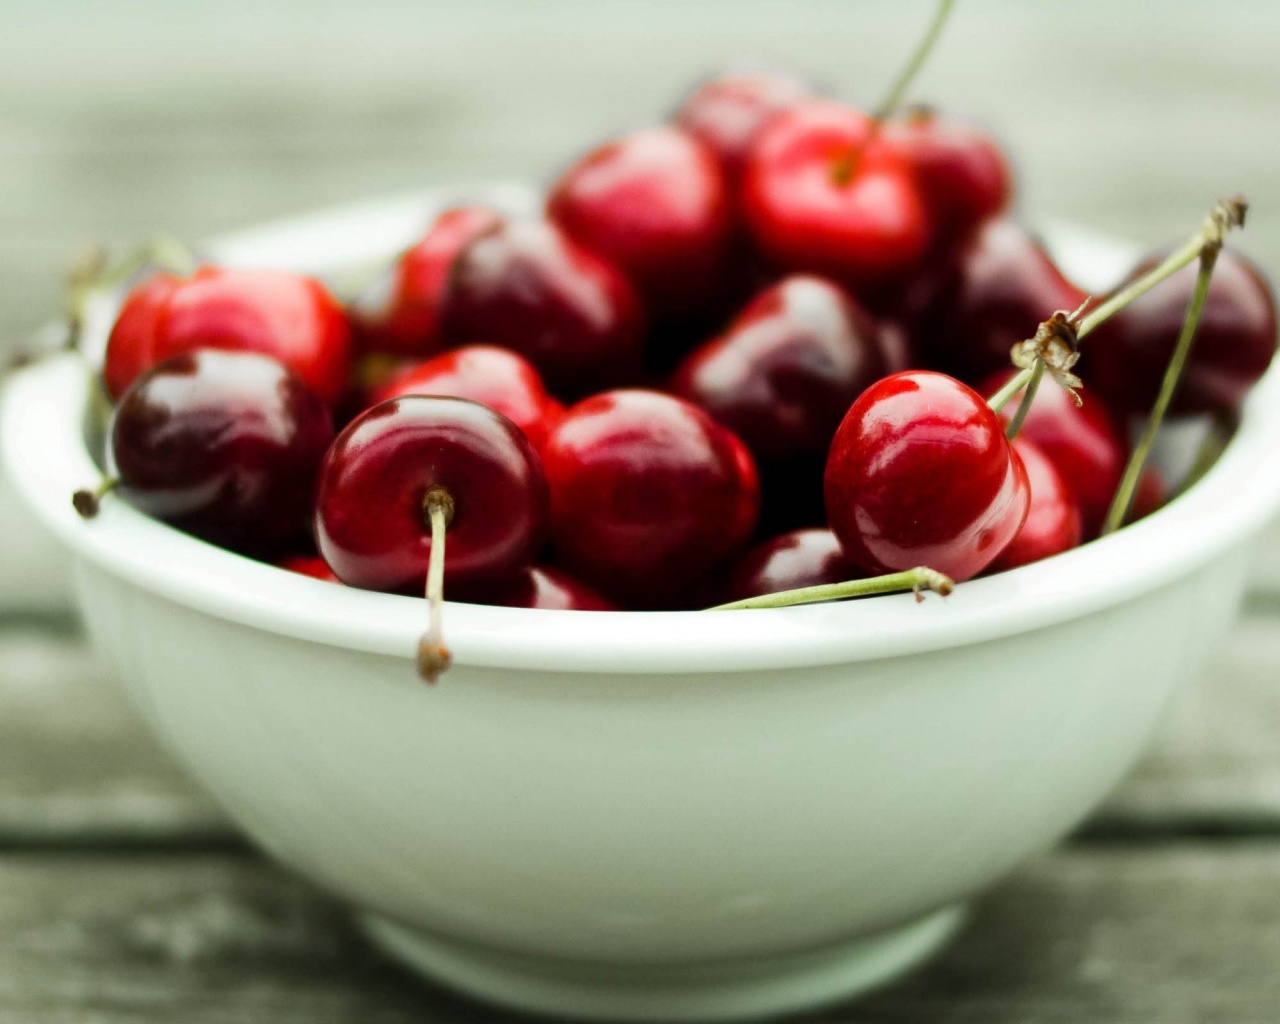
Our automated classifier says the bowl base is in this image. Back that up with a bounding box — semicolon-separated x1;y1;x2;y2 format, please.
359;904;965;1021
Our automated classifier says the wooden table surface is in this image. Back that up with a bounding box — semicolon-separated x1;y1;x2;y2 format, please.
3;1;1280;1019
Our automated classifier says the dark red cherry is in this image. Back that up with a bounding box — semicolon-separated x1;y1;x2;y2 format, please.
722;528;857;603
825;370;1029;582
278;554;342;583
989;438;1082;572
104;266;352;405
883;107;1012;245
672;68;817;184
372;345;564;455
349;206;502;357
741;100;931;290
542;390;760;607
910;219;1086;383
314;396;548;594
107;349;334;554
548;126;733;319
1086;247;1278;416
981;368;1127;535
440;217;646;398
455;566;617;611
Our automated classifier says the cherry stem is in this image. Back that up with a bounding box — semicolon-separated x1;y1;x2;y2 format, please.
1101;246;1221;536
66;235;196;345
986;364;1036;414
872;0;956;122
71;477;118;519
1001;358;1044;441
707;566;954;611
417;486;455;684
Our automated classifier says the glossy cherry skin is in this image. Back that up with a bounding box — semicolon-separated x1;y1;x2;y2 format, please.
982;369;1127;535
278;554;342;583
372;345;564;455
455;566;617;611
673;68;817;184
825;370;1030;581
314;396;548;594
548;126;733;320
909;219;1087;383
741;100;931;290
722;528;857;603
105;266;352;405
108;350;334;555
542;390;760;608
350;206;502;357
1085;247;1278;416
441;217;646;398
989;438;1082;572
883;108;1012;245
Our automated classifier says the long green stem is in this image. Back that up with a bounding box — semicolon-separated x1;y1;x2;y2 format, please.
1002;358;1044;441
708;566;953;611
418;486;454;683
873;0;956;121
1101;248;1221;535
986;364;1035;414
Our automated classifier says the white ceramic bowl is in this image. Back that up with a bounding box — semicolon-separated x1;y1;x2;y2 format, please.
6;188;1280;1022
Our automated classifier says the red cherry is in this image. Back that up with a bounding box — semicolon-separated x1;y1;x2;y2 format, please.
548;126;733;319
104;350;334;554
672;69;817;184
989;438;1082;572
104;266;352;406
825;370;1029;581
349;206;502;357
456;566;617;611
1085;247;1278;416
314;396;548;594
722;528;856;603
741;100;931;289
278;554;342;583
372;345;564;455
981;368;1127;535
542;390;760;607
441;217;646;398
883;107;1012;244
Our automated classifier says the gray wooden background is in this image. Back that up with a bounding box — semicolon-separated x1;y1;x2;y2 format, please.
3;1;1280;1019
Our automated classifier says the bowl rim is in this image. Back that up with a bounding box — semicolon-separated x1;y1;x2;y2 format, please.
5;187;1280;675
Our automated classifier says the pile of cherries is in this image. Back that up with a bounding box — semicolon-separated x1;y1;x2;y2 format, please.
79;59;1278;678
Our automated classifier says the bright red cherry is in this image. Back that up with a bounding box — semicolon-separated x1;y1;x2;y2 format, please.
883;107;1012;245
989;438;1082;572
98;350;334;555
456;566;617;611
349;206;502;357
722;528;857;603
825;370;1029;581
278;554;342;583
1086;247;1278;416
372;345;564;455
741;100;931;290
104;266;352;405
673;68;817;184
542;390;760;607
440;217;646;398
314;396;548;594
982;369;1127;535
548;126;733;320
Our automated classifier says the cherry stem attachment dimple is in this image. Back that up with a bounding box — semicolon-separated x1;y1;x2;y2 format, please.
1100;246;1221;536
707;566;954;611
872;0;956;122
417;486;455;684
71;477;118;519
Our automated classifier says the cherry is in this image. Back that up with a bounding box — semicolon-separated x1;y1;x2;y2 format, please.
349;206;502;357
883;107;1012;246
722;528;856;603
278;554;342;583
104;266;352;406
981;368;1126;535
1085;247;1278;416
825;370;1029;582
988;437;1082;572
672;68;817;184
91;349;333;555
440;217;645;398
740;100;931;291
542;390;760;607
455;566;617;611
1132;466;1166;522
372;345;564;455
